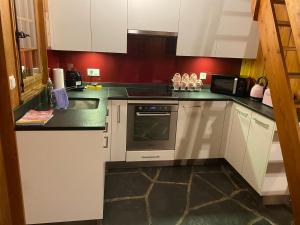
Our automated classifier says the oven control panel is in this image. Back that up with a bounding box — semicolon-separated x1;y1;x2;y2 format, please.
135;105;178;112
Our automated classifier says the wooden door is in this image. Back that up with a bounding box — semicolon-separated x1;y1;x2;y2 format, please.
0;8;25;225
0;138;12;225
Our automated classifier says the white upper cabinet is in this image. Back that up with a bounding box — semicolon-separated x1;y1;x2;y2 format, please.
91;0;127;53
48;0;92;51
128;0;181;32
177;0;259;58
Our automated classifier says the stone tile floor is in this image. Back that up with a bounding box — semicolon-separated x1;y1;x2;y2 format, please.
103;164;294;225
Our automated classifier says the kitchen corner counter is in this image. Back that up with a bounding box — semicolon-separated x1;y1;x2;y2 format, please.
15;86;277;131
15;89;109;131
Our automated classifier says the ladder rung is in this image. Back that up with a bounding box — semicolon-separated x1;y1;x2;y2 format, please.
295;104;300;109
289;73;300;78
283;46;297;51
277;20;291;27
272;0;285;4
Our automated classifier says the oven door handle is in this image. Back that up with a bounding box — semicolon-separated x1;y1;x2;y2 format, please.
136;112;171;117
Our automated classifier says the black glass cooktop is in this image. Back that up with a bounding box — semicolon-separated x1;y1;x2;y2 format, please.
126;88;173;97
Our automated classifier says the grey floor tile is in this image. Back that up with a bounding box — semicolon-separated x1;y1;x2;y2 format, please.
190;175;224;208
149;183;187;225
182;199;257;225
105;173;151;199
193;164;222;173
140;167;158;179
259;205;294;225
198;172;238;195
158;166;192;183
103;199;148;225
233;190;263;210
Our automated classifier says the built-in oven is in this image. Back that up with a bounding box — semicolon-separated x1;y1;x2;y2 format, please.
127;103;178;151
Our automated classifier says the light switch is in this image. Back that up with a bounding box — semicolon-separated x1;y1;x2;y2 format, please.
87;68;100;77
9;75;16;90
200;72;207;80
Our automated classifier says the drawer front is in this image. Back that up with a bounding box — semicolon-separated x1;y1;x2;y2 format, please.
126;150;175;162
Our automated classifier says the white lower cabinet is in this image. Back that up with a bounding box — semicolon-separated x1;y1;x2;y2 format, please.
242;112;275;193
225;104;252;173
16;131;109;224
224;104;288;196
175;101;227;159
110;100;127;161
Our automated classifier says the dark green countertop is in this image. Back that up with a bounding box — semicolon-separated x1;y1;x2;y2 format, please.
15;86;276;131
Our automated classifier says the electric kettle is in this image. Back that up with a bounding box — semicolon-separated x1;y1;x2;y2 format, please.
250;76;268;101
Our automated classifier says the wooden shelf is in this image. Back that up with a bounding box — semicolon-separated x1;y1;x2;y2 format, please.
277;20;291;27
20;48;38;52
272;0;286;5
288;72;300;78
283;46;297;51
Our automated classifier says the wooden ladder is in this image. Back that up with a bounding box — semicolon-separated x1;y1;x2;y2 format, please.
253;0;300;223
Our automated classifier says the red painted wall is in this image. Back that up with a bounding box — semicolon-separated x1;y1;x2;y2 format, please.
47;36;242;84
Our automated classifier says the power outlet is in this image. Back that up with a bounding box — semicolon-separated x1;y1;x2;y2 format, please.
200;72;207;80
87;68;100;77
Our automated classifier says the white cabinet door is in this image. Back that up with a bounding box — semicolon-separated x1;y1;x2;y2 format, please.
128;0;181;32
175;101;226;159
176;0;221;57
225;104;252;173
16;131;107;224
177;0;259;58
91;0;127;53
48;0;91;51
111;100;127;161
242;112;275;193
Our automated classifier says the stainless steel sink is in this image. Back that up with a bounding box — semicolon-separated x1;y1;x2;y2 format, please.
68;98;99;109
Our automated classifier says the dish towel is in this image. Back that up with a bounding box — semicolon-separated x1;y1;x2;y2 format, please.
52;88;69;109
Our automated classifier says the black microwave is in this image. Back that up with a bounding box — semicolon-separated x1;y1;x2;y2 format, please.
210;74;250;97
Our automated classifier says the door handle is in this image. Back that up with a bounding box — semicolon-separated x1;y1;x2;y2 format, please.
136;112;171;117
141;155;160;159
253;118;270;129
103;122;108;133
103;137;109;148
117;105;121;123
236;109;248;118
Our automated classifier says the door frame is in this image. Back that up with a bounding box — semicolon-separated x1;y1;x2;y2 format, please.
0;8;25;225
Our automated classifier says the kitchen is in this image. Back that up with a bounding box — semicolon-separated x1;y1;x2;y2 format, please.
0;0;300;225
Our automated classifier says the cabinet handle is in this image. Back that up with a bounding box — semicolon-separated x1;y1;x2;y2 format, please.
106;108;109;117
103;122;108;133
117;105;121;123
103;137;109;148
183;105;202;108
254;118;270;129
141;156;160;159
237;109;248;118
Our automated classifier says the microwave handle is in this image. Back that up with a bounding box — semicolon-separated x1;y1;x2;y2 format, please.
232;78;238;95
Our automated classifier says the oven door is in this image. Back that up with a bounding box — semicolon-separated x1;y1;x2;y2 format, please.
127;106;178;151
